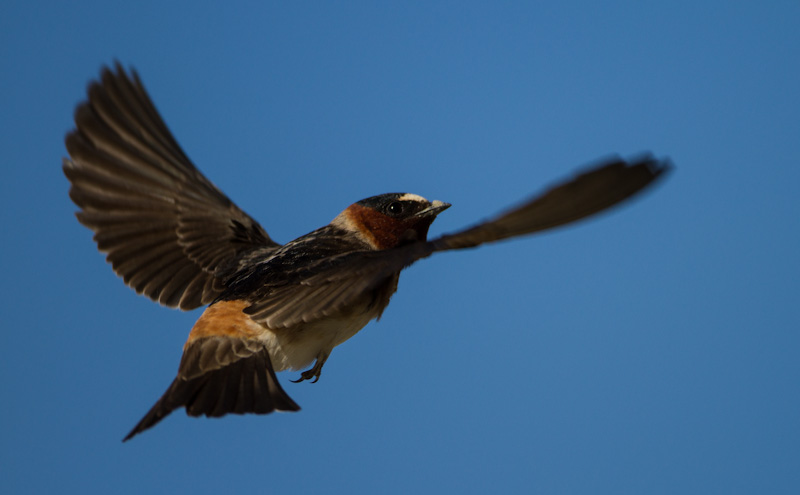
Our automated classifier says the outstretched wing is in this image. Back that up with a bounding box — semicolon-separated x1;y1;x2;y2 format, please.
63;63;279;310
431;154;671;251
242;155;671;329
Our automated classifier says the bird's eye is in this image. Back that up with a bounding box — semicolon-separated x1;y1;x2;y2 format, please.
386;201;404;216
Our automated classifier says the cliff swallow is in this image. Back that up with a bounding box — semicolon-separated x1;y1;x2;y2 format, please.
63;64;671;441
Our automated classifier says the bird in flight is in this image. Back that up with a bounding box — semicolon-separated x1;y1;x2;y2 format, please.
63;63;670;441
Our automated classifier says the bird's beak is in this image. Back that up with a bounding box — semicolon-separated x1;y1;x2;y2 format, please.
416;200;451;218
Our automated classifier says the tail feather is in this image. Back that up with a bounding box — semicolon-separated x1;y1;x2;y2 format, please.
123;344;299;442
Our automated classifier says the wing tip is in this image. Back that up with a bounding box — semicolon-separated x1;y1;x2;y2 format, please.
631;151;674;179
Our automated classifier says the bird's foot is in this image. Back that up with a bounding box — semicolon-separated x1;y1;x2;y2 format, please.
291;367;321;383
291;354;328;383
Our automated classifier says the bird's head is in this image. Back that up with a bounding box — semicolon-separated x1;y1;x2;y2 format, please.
333;193;451;249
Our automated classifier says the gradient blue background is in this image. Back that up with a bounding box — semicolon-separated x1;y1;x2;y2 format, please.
3;2;799;493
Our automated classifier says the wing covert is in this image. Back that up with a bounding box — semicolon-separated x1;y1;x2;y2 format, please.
242;242;434;328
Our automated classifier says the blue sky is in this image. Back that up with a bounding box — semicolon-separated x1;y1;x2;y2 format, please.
2;1;799;494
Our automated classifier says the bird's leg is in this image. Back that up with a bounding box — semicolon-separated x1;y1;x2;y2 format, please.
292;352;329;383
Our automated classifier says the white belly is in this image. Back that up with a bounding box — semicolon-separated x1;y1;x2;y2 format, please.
256;311;378;372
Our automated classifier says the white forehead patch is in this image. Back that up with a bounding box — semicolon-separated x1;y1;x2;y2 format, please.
397;193;429;203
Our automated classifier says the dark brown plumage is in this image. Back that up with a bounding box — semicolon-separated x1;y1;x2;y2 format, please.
63;63;671;441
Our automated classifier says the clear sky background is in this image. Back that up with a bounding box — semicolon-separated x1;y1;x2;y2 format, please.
2;2;798;494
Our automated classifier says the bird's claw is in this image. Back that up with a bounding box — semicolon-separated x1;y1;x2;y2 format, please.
291;368;321;383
